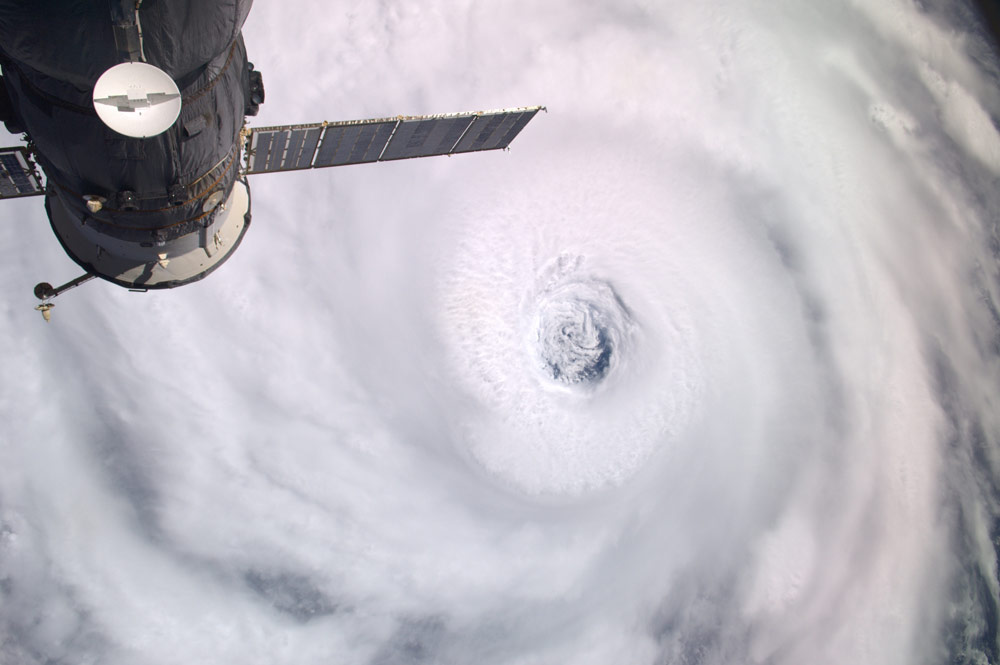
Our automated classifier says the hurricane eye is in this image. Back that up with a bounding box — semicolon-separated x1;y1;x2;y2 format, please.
533;278;630;391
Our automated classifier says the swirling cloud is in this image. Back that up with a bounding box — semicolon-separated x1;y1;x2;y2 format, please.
1;1;998;664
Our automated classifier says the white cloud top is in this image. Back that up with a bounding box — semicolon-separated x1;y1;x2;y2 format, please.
1;1;999;664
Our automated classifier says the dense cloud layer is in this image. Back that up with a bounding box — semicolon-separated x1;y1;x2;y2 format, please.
2;0;1000;663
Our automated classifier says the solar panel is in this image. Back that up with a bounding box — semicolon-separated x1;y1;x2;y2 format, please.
312;120;397;167
453;108;538;153
249;126;324;173
0;147;44;199
288;127;322;169
379;115;474;160
244;106;542;175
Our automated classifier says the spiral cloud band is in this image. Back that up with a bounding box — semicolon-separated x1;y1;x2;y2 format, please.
1;0;999;664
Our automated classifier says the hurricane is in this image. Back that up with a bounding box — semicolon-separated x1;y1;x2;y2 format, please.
2;0;1000;664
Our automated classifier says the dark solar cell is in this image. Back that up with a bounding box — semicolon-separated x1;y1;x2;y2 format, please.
293;128;322;169
250;131;275;173
282;129;304;170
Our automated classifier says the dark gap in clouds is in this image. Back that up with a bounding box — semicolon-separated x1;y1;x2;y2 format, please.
0;635;42;665
931;344;1000;512
244;569;340;622
940;503;1000;665
929;343;1000;664
368;615;446;665
787;286;851;439
0;580;110;665
967;0;1000;61
914;0;1000;81
988;226;1000;271
649;572;750;665
741;181;850;437
596;0;660;33
0;519;41;665
936;147;1000;223
971;275;1000;358
87;417;165;542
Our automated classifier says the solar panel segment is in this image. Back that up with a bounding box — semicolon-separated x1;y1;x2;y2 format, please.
312;121;397;167
244;107;542;175
379;115;473;160
0;147;44;199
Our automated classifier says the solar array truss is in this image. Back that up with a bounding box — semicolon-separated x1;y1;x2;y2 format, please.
0;146;44;199
244;106;542;175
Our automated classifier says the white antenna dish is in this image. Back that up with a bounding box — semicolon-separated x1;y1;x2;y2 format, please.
92;62;182;138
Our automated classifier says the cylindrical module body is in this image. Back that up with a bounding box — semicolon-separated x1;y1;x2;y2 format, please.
0;0;258;288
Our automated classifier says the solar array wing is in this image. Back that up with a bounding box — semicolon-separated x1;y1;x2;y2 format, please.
0;147;44;199
244;106;542;175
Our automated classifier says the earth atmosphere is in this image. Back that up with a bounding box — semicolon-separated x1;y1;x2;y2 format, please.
2;1;1000;664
